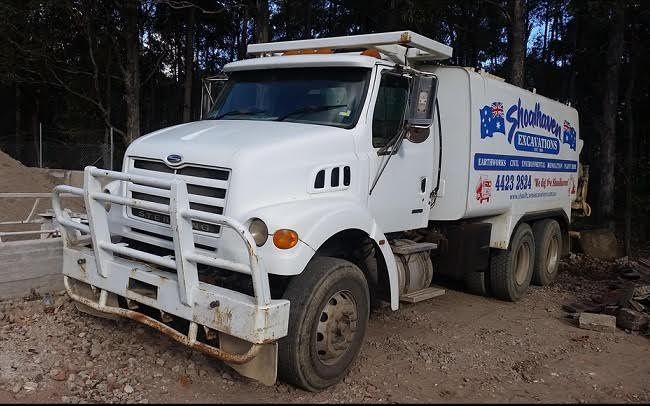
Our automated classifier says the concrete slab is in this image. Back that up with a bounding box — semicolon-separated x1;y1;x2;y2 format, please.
0;238;63;299
578;312;617;333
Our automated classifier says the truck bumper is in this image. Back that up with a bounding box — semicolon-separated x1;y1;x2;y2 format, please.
53;167;289;385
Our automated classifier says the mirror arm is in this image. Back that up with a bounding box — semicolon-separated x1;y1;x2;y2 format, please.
377;123;408;156
370;121;409;194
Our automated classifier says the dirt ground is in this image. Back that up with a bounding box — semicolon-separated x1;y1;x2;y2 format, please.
0;255;648;404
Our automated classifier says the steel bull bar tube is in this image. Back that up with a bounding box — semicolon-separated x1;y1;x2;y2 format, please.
63;277;263;364
52;166;288;375
53;166;272;305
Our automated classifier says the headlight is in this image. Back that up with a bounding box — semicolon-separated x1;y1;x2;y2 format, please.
248;218;268;247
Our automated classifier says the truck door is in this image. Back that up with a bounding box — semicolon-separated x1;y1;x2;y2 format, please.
367;69;436;233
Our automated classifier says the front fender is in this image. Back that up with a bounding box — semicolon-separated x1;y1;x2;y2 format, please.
248;197;400;310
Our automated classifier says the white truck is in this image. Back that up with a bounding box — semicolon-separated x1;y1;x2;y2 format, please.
52;31;589;391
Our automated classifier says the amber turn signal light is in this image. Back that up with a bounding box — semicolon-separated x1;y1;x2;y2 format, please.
273;229;299;249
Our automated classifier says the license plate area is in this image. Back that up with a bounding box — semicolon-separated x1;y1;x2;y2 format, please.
127;277;158;299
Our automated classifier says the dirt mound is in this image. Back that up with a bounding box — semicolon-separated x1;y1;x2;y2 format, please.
0;149;57;196
0;149;24;169
0;149;84;225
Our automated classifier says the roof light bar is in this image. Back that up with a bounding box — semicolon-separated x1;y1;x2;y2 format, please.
247;31;453;63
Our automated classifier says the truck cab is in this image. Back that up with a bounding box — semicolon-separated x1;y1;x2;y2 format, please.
53;31;586;391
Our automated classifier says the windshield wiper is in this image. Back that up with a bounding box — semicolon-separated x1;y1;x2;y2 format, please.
275;104;347;122
213;108;267;120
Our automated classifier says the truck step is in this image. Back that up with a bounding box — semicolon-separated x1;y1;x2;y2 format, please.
399;286;446;303
391;242;437;255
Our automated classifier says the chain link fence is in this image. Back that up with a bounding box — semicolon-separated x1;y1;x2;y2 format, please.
0;127;126;170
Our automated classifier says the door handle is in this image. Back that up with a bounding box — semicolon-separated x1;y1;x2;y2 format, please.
420;177;427;193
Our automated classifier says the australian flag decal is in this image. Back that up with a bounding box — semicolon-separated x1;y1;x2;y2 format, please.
563;121;577;151
480;102;505;139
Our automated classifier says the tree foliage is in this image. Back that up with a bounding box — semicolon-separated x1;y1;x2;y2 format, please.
0;0;648;238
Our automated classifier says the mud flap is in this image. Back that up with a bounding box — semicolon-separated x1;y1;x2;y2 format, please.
219;333;278;386
220;333;278;386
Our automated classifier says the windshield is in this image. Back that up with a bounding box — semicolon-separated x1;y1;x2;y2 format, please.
206;67;371;129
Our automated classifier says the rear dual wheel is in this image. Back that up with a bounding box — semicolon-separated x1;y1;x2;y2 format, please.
489;219;562;301
490;223;535;302
531;219;562;286
464;270;490;296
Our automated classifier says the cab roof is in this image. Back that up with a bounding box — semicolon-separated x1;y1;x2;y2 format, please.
223;53;393;72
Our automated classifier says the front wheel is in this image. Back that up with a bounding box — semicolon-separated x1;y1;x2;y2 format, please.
278;256;370;391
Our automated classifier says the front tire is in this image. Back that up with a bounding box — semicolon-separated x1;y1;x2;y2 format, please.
278;256;370;391
489;223;535;302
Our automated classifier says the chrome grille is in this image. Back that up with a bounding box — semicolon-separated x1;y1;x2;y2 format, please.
128;158;230;236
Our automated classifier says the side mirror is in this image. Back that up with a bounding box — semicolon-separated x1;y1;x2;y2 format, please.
406;75;438;128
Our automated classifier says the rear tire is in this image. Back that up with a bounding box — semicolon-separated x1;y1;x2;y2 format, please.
531;219;562;286
278;256;369;391
464;271;490;296
489;223;535;302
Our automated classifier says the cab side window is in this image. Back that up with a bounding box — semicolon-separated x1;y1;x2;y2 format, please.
372;73;409;148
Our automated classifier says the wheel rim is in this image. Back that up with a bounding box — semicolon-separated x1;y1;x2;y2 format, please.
546;235;559;275
315;290;358;366
514;241;531;285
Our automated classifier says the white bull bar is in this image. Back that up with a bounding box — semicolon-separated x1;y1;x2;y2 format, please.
51;166;289;375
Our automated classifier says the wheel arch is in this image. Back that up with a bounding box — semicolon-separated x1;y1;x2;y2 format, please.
519;209;570;256
484;208;570;253
311;228;395;308
248;198;400;310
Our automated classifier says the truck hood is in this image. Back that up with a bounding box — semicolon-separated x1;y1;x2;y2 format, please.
125;120;353;168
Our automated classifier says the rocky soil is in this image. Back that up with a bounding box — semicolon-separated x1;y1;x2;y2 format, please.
1;255;648;404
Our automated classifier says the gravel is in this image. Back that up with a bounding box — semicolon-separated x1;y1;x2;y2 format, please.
0;256;649;403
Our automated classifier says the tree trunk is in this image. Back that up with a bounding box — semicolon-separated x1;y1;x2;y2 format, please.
103;45;113;168
175;29;182;83
15;85;22;161
542;0;549;63
624;30;638;255
229;29;237;62
508;0;526;87
31;93;40;167
470;9;479;68
255;0;269;43
123;0;140;144
567;4;580;102
624;68;635;256
105;45;112;125
598;0;624;231
183;7;195;123
547;10;556;65
238;6;249;59
387;0;399;31
303;0;312;39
